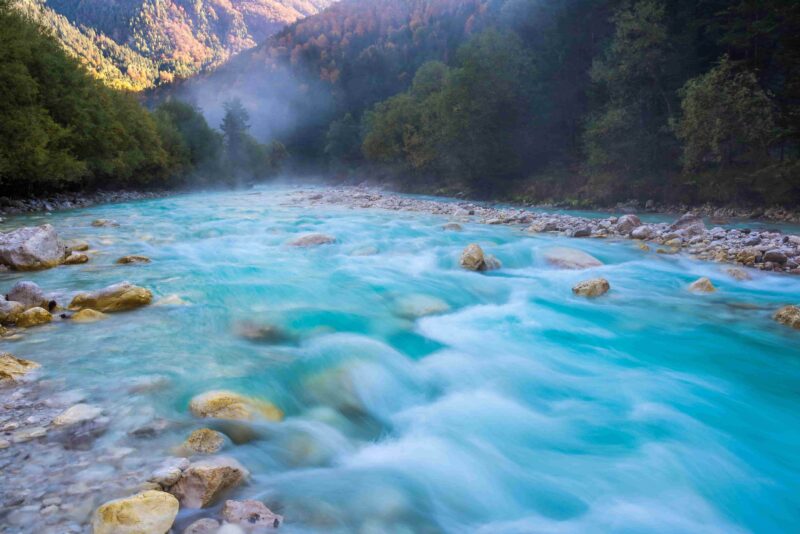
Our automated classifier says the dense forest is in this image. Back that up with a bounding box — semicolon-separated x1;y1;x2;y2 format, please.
173;0;800;207
12;0;332;90
0;0;285;197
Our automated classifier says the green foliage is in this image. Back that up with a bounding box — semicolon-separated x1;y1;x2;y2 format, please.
324;113;362;168
221;98;285;180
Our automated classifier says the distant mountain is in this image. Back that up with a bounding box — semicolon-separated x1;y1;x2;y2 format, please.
13;0;334;90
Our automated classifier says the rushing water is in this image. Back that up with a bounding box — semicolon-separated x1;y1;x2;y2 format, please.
2;186;800;533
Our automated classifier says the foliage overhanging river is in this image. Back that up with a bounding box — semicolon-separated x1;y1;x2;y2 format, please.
1;186;799;533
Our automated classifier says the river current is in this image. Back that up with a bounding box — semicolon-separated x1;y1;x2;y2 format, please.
2;186;799;533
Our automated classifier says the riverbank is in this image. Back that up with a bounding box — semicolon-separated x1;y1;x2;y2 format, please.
296;186;800;274
0;191;167;217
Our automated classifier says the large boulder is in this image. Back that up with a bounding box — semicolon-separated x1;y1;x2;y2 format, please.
615;214;642;235
92;490;179;534
0;299;25;324
0;353;39;381
0;224;65;270
774;305;800;329
543;247;603;269
288;233;336;247
222;499;283;530
189;390;283;422
572;278;610;297
170;457;249;509
6;281;48;310
669;213;706;237
69;282;152;313
15;307;52;328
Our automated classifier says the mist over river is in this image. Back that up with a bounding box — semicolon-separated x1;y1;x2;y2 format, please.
2;186;800;533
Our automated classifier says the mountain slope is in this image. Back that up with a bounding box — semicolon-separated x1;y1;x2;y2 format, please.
13;0;333;90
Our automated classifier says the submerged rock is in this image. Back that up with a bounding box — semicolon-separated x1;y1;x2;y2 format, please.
92;490;179;534
0;353;40;381
15;307;52;327
150;458;191;488
459;244;500;272
442;222;463;231
183;518;221;534
222;499;283;530
572;278;610;297
726;268;752;281
53;403;103;426
689;277;716;293
289;233;336;247
91;219;120;228
117;255;152;265
170;456;249;508
71;308;109;323
183;428;225;454
0;299;25;324
774;305;800;329
0;224;65;270
6;281;48;310
235;322;291;344
189;390;284;422
395;294;450;319
69;282;153;312
543;247;603;269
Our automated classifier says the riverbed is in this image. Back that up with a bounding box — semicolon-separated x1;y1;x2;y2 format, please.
1;185;799;533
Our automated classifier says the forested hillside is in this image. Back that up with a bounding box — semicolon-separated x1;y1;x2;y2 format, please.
0;0;285;197
172;0;800;207
13;0;332;90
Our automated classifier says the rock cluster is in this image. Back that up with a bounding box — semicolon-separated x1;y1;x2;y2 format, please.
0;190;163;216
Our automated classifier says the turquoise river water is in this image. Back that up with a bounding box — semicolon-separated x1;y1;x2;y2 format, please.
2;186;800;533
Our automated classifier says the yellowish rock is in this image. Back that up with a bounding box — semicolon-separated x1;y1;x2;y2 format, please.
0;353;40;381
65;240;90;253
69;282;152;313
459;243;485;271
117;255;152;265
64;252;89;265
183;428;225;454
15;307;52;327
774;305;800;330
572;278;610;297
688;277;716;293
92;490;179;534
71;309;109;323
0;299;25;324
189;390;283;422
170;457;249;508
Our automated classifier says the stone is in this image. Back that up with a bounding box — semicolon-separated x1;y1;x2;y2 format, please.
570;227;591;238
543;247;603;269
764;250;788;264
0;353;40;381
170;457;249;508
631;225;653;240
64;240;89;253
235;322;291;344
69;282;152;313
726;268;751;281
92;490;179;534
442;223;462;231
154;294;188;306
395;295;449;319
149;458;190;488
0;224;64;270
774;305;800;329
670;213;706;236
189;390;283;422
664;238;682;248
6;281;48;309
117;255;152;265
483;255;502;270
0;299;25;324
15;307;52;327
637;242;650;252
288;233;336;247
64;252;89;265
688;277;716;293
222;499;283;530
459;243;496;272
183;428;225;454
183;518;221;534
736;248;759;266
91;219;119;228
12;426;47;442
572;278;610;297
71;309;109;323
616;214;642;235
53;403;103;426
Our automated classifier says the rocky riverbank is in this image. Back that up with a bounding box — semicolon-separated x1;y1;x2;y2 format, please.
0;190;166;217
295;186;800;275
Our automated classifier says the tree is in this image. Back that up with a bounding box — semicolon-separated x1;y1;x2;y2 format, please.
324;113;362;169
220;98;250;165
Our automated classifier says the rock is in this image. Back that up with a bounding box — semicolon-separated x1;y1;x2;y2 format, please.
183;428;225;454
117;255;152;265
736;248;759;266
288;233;336;247
726;268;751;281
637;242;651;252
183;518;221;534
442;223;462;231
0;224;64;270
764;250;788;264
459;243;498;272
64;239;89;253
15;307;52;327
53;403;103;426
92;490;179;534
222;499;283;530
189;390;283;422
669;213;706;237
688;277;716;293
150;458;190;488
55;417;110;450
0;299;26;324
631;225;653;240
774;305;800;329
6;281;48;309
154;294;188;306
69;282;153;313
235;322;291;344
570;226;591;238
170;457;249;509
543;247;603;269
572;278;610;297
395;295;449;319
91;219;119;228
0;353;40;381
483;255;502;270
64;252;89;265
664;238;682;248
71;308;109;323
616;214;642;235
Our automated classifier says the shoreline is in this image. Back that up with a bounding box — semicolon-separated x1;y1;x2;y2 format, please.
0;190;168;217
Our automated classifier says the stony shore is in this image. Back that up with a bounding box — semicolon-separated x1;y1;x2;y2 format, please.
296;186;800;275
0;190;166;217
